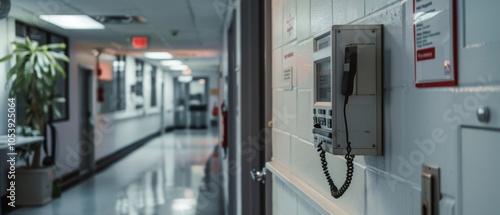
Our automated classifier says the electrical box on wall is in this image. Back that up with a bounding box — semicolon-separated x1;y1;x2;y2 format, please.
332;25;384;156
312;31;334;154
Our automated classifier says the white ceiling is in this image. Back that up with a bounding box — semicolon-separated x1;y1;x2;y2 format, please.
10;0;226;70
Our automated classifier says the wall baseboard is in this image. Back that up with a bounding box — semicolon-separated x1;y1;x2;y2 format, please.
190;125;208;129
95;131;161;172
165;126;175;132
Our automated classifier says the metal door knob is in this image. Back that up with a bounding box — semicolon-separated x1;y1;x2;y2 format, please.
477;106;491;123
250;167;267;184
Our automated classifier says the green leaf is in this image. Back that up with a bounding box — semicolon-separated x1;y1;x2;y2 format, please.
50;51;69;62
11;41;30;50
7;63;20;81
31;40;39;51
53;106;62;118
41;43;66;50
0;54;13;62
37;52;49;69
53;97;66;103
43;75;53;88
34;64;42;79
54;63;65;75
25;37;31;45
43;50;55;62
28;53;36;72
33;122;40;133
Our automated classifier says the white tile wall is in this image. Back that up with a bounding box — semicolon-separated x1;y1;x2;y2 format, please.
296;90;313;141
365;168;420;215
273;48;283;88
283;0;297;44
273;89;285;130
282;90;297;134
296;0;311;42
274;177;299;215
272;129;292;169
271;0;500;214
310;0;332;35
332;0;365;25
290;137;366;214
365;0;400;15
298;196;323;215
283;43;298;88
273;0;284;49
296;39;314;89
358;3;406;88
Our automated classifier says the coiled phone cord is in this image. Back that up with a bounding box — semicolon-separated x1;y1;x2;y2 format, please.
317;101;355;199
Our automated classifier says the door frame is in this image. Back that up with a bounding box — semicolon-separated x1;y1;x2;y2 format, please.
263;0;273;214
227;13;238;215
239;0;269;214
227;0;271;214
78;65;95;176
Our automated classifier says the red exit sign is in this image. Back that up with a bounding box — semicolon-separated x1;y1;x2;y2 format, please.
131;36;148;49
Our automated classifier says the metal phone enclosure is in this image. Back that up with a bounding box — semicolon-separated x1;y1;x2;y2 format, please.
312;31;334;154
331;25;384;156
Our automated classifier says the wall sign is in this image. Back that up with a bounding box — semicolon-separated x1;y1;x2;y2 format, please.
414;0;458;87
131;36;148;49
283;67;293;90
283;0;296;42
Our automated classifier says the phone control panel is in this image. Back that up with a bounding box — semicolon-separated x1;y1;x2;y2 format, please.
312;31;335;153
313;107;334;153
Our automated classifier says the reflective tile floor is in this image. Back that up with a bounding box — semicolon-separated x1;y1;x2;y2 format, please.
10;129;224;215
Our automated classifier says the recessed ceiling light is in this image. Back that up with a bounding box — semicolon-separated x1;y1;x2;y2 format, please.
161;60;183;66
178;75;193;83
39;15;105;29
170;65;189;71
182;69;192;75
144;52;173;59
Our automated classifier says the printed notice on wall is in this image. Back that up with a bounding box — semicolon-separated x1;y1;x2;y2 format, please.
414;0;457;87
283;67;293;90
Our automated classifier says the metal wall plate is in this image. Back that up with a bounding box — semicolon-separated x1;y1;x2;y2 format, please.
422;164;441;215
331;24;384;156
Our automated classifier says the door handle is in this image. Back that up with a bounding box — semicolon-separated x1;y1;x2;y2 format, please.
250;167;267;184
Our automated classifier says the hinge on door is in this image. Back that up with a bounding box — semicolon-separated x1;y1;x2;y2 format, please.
267;120;273;128
421;164;441;215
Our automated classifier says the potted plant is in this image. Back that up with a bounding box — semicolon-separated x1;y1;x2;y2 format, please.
0;37;68;205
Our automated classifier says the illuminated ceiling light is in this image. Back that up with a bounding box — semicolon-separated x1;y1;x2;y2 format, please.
178;75;193;83
171;199;196;212
39;15;105;29
144;52;173;59
198;79;206;85
161;60;183;66
182;69;191;75
170;65;188;71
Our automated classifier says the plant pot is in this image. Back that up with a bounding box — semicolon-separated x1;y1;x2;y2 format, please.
16;166;54;206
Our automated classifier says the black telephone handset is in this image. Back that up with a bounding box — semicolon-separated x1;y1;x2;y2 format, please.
316;44;357;199
341;45;358;102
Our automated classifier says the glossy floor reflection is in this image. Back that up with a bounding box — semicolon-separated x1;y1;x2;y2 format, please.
10;129;223;215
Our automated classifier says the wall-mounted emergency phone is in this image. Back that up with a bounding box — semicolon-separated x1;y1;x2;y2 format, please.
312;25;384;199
312;32;334;154
332;25;384;156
